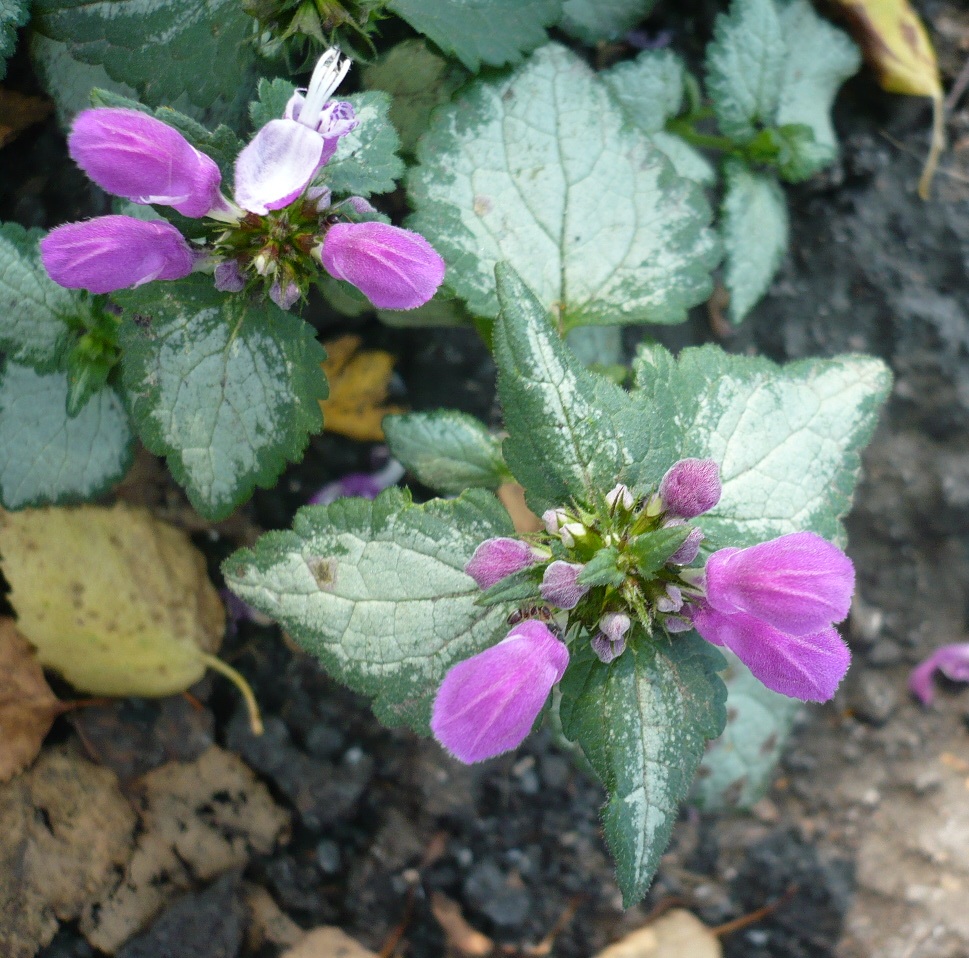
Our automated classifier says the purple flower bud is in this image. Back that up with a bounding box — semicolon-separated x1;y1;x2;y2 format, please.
214;260;246;292
659;458;722;519
431;620;569;763
692;603;850;701
41;216;195;294
540;561;589;610
909;643;969;706
69;108;223;218
668;526;704;565
319;222;446;310
465;537;539;590
705;532;854;637
599;612;631;644
665;615;693;633
591;633;626;663
269;277;300;310
542;509;562;534
656;584;683;613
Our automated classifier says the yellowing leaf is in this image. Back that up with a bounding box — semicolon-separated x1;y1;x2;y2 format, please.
0;504;224;698
831;0;945;197
320;334;405;442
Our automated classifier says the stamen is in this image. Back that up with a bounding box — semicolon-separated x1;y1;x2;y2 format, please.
298;48;351;129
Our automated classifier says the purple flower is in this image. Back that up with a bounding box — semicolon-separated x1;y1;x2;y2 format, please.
592;612;631;663
40;216;196;294
465;537;539;590
308;459;405;506
540;561;589;610
704;532;854;636
668;526;704;565
909;643;969;706
318;222;445;310
430;620;569;763
234;49;356;215
69;108;225;218
659;458;722;519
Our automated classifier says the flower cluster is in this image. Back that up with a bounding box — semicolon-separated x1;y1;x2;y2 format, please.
431;458;855;764
41;49;445;312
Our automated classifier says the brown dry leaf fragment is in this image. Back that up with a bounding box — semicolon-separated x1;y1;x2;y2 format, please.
81;745;290;953
244;884;305;951
282;926;380;958
497;482;542;534
830;0;945;197
0;504;224;697
0;88;53;148
320;334;405;441
594;908;722;958
0;617;62;782
430;891;494;957
0;743;136;958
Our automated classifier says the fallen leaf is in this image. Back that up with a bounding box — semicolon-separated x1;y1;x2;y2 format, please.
0;88;53;149
0;618;61;782
594;909;722;958
0;743;136;958
0;504;225;697
430;891;494;957
282;926;380;958
244;884;304;951
497;482;542;534
830;0;945;197
320;334;405;441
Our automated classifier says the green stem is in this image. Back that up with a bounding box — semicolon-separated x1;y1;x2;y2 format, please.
666;118;737;154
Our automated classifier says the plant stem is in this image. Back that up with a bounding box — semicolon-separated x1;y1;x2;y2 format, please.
200;653;264;735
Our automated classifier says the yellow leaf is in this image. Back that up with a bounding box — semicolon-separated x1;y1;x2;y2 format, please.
830;0;945;197
320;334;405;442
0;504;224;698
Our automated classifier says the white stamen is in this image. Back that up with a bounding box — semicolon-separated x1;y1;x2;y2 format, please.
298;48;350;129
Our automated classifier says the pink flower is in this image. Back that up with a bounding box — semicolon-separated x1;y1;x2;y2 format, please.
540;560;589;610
909;643;969;706
659;458;722;519
69;108;225;218
465;537;540;590
318;222;445;310
431;620;569;763
40;216;196;294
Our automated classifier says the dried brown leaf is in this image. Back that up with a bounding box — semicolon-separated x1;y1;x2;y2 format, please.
430;891;494;957
496;482;542;534
594;908;722;958
282;926;380;958
0;88;53;148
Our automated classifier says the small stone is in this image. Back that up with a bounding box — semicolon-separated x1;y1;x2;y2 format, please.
848;672;899;726
463;862;532;929
315;840;341;875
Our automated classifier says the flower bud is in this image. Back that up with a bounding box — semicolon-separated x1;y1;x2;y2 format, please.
659;458;722;519
540;561;589;610
599;612;631;644
591;633;626;664
606;483;634;511
667;526;704;565
465;537;539;591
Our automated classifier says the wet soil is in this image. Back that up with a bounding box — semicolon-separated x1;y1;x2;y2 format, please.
4;2;969;956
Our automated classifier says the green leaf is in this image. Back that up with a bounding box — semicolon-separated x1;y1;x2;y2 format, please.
376;288;475;328
576;547;625;588
320;92;404;198
222;487;513;731
626;526;693;577
559;0;657;45
706;0;785;140
407;44;719;328
774;0;860;178
0;363;133;509
560;634;727;905
721;160;788;323
632;343;893;548
362;39;469;155
249;77;296;133
477;566;542;606
116;278;328;521
493;264;662;513
383;410;509;495
0;222;81;371
32;0;256;111
386;0;561;72
1;0;30;80
691;650;800;810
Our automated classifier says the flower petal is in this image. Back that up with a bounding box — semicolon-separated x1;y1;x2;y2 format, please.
40;216;195;294
705;531;855;635
465;537;538;590
234;119;325;215
319;222;445;310
69;108;222;218
430;621;569;763
692;604;850;701
908;642;969;706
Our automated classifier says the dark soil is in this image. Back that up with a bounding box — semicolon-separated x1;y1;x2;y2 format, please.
4;2;969;956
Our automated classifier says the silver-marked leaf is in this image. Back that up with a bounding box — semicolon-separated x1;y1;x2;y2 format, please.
249;77;294;133
775;0;860;177
632;343;893;548
384;411;510;495
560;635;727;905
386;0;561;72
117;278;327;521
559;0;657;45
722;160;788;323
494;265;665;513
706;0;785;139
691;650;800;810
0;222;81;371
32;0;256;111
1;0;30;80
321;92;404;198
407;44;719;329
363;39;469;155
0;363;133;508
222;488;513;731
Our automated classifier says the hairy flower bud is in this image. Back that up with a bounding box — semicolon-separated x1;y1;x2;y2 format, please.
540;561;589;610
465;537;539;591
659;458;722;519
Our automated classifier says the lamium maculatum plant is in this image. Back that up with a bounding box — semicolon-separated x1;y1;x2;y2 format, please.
224;265;891;904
